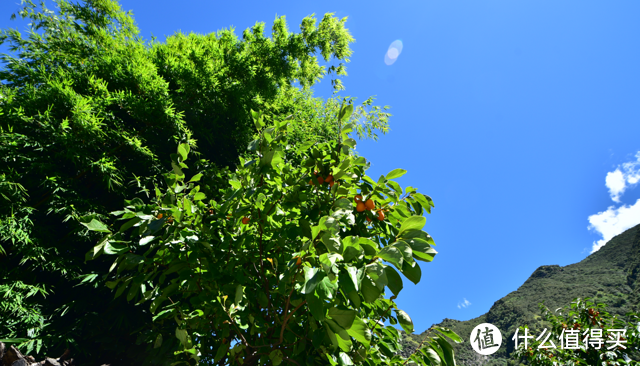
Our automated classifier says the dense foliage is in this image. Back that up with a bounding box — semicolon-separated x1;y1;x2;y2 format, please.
512;298;640;365
400;224;640;365
0;0;396;363
82;105;460;365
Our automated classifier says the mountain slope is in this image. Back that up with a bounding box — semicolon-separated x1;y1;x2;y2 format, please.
401;223;640;365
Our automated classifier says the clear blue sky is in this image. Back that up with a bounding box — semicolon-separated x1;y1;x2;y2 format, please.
2;0;640;334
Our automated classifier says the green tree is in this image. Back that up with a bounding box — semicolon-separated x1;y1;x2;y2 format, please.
84;104;461;365
0;0;390;363
511;298;640;365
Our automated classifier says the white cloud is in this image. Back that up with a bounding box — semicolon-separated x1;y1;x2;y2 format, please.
606;152;640;202
457;298;471;309
587;198;640;253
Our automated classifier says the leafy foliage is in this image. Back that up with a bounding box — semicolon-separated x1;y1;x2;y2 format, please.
401;224;640;365
0;0;393;363
512;298;640;365
84;105;458;365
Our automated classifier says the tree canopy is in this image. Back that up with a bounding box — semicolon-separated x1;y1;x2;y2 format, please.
0;1;457;365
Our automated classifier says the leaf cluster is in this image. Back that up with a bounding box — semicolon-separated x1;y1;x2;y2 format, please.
84;105;459;365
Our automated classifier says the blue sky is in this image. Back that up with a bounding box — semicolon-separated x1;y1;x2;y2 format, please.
2;0;640;334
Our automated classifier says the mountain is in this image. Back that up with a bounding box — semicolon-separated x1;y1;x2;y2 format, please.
400;223;640;365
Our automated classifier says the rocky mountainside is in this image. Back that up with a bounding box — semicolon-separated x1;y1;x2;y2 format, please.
401;223;640;365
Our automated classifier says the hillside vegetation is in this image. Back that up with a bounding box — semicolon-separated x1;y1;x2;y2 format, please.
401;223;640;365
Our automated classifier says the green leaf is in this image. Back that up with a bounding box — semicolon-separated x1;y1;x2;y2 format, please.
328;307;356;329
139;236;155;246
339;103;353;122
395;309;414;333
346;317;371;347
316;276;338;300
377;245;403;269
385;168;407;180
193;192;206;201
361;276;381;303
394;241;414;266
119;217;142;233
338;352;353;366
177;143;190;162
401;261;422;285
398;216;426;236
104;241;128;255
303;267;324;294
384;266;403;296
176;327;188;347
269;350;284;365
154;333;163;349
188;173;203;182
306;291;325;320
0;338;29;343
234;285;244;306
81;219;111;233
435;334;457;366
434;327;463;343
214;343;228;363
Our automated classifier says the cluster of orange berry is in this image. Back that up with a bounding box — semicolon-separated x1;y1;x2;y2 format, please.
354;195;385;222
309;171;335;188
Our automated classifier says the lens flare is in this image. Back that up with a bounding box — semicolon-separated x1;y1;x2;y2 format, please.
384;39;403;66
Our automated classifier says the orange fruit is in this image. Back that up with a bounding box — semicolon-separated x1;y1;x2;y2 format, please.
309;179;314;185
355;195;363;203
365;199;375;210
329;181;334;188
242;217;250;225
377;211;385;221
317;176;324;184
356;202;365;212
366;217;372;223
325;175;334;183
157;213;163;219
296;257;302;266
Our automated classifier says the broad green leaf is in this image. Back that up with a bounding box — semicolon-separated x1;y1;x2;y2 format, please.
214;343;228;363
154;333;163;349
401;261;422;285
393;241;414;266
269;350;283;366
422;345;442;366
192;192;206;201
434;327;463;343
325;324;339;351
303;267;324;294
435;334;457;366
119;217;142;233
177;143;189;162
139;236;155;246
377;245;403;269
339;103;353;122
81;219;111;233
361;276;381;303
188;173;202;182
413;247;437;262
395;309;414;333
104;241;128;255
234;285;244;306
346;317;371;347
338;352;353;366
328;307;356;329
384;266;403;296
346;266;359;291
398;216;427;236
320;253;342;273
386;168;407;180
306;291;325;320
316;276;338;300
